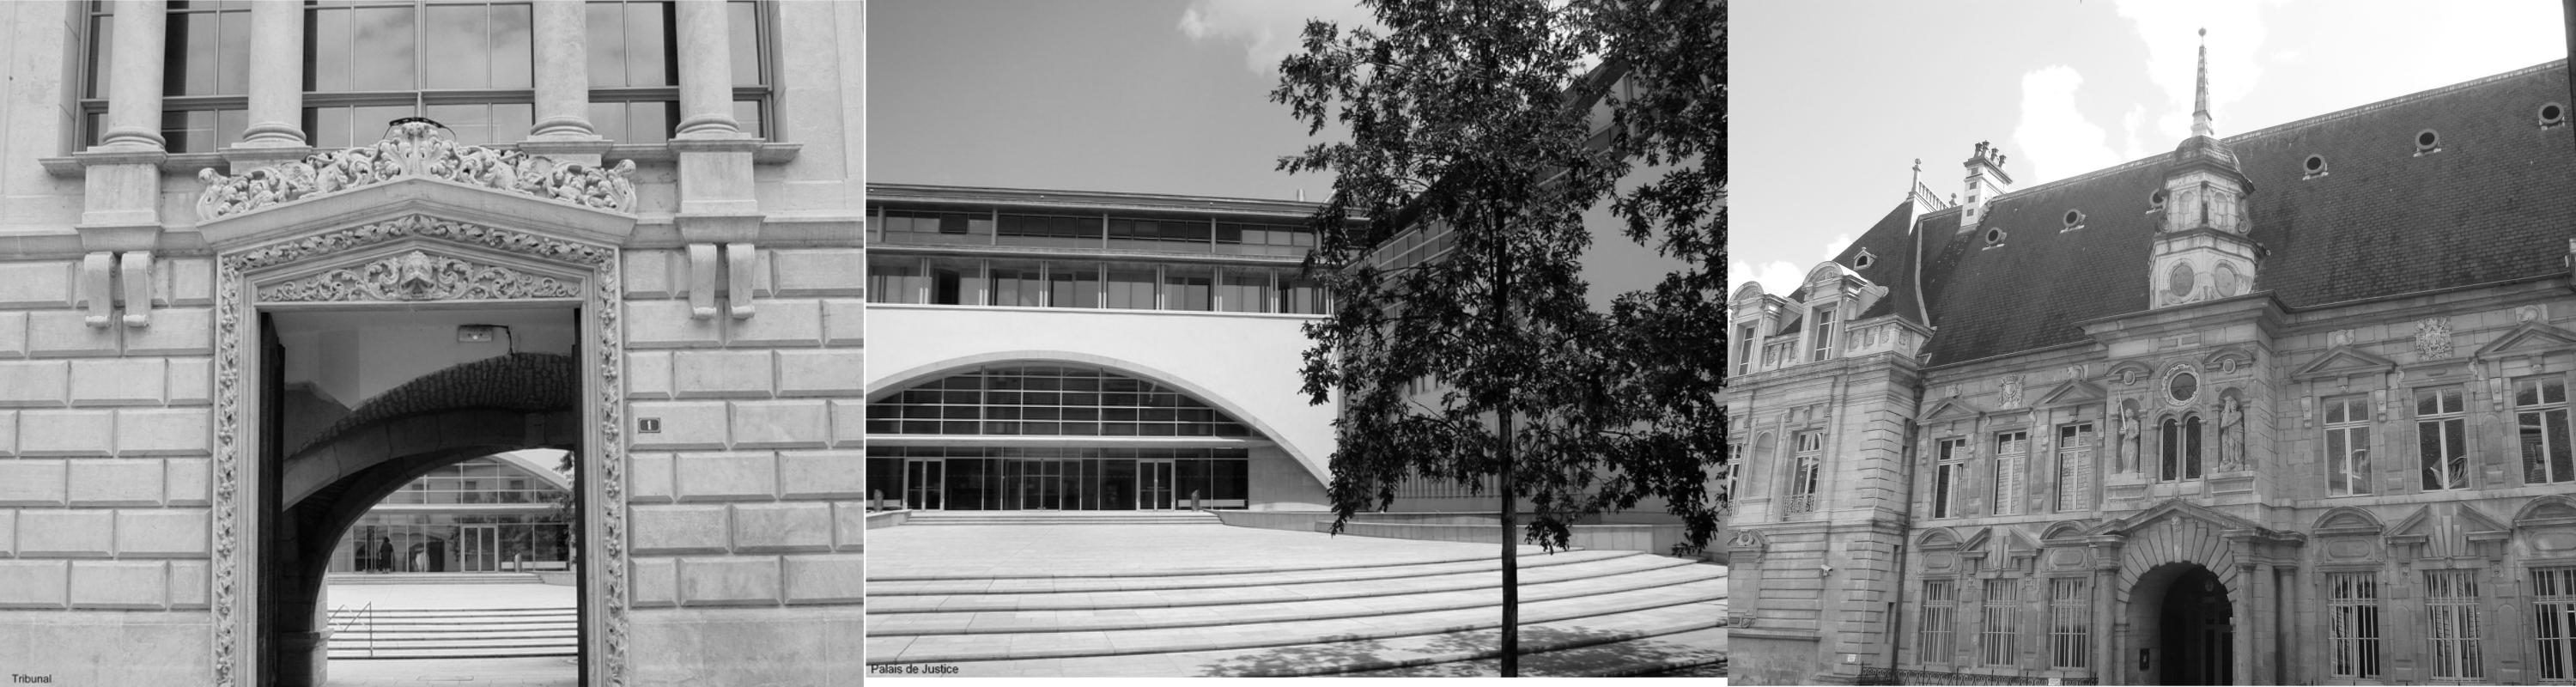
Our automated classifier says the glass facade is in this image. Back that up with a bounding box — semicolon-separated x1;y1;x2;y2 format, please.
327;455;572;574
865;364;1265;511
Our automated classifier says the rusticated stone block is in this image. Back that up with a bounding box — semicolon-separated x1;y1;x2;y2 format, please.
0;560;70;607
624;300;725;349
629;504;732;555
118;408;210;455
833;502;867;549
729;400;826;449
771;249;867;297
68;459;163;506
673;350;774;398
726;299;822;347
26;311;118;357
623;250;677;299
0;459;66;504
673;452;775;501
165;458;210;505
781;553;865;605
16;410;110;455
0;261;76;308
70;560;167;609
629;401;729;450
632;556;679;607
18;509;113;556
166;357;212;404
0;311;27;358
69;358;164;405
829;400;864;448
0;361;69;407
162;258;215;306
677;556;781;605
117;508;209;556
731;502;832;553
629;350;673;399
775;350;862;397
123;307;212;356
169;560;210;608
629;452;676;502
0;509;14;553
823;299;865;347
777;451;865;499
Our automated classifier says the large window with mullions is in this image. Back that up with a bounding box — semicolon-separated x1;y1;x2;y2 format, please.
867;365;1255;438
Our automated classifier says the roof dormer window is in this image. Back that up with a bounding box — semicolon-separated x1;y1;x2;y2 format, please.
2415;129;2442;155
2542;102;2566;129
2303;154;2328;179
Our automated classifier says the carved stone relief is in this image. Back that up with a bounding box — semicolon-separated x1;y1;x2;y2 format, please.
197;120;638;220
2416;317;2454;360
211;218;626;687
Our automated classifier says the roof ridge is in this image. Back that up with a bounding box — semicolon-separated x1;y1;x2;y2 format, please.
1959;58;2569;204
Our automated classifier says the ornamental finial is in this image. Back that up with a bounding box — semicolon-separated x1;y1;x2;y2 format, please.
2191;27;2215;138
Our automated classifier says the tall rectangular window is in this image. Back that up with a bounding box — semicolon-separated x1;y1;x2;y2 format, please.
1980;578;2019;666
2047;577;2088;669
1217;268;1270;313
2327;571;2382;678
2418;386;2470;490
1933;438;1967;519
1163;266;1212;312
2160;418;2181;481
2055;423;2094;513
2324;395;2373;495
866;256;924;305
1919;579;1957;664
1811;307;1837;362
2426;568;2484;681
2536;567;2576;683
986;262;1042;307
1785;432;1822;514
1105;267;1157;310
1044;262;1100;309
2517;376;2576;484
1736;323;1758;375
1993;430;2027;516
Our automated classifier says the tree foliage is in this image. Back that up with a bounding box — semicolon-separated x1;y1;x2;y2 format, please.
1274;0;1725;556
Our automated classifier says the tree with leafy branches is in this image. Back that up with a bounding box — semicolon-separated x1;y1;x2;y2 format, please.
1274;0;1723;676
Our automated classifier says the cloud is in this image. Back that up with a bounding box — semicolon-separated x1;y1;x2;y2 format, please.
1820;233;1854;260
2111;0;2269;142
1729;258;1809;297
2010;66;2126;185
1178;0;1379;74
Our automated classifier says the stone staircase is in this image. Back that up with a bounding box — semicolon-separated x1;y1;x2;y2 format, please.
864;548;1725;677
898;510;1224;526
325;605;578;660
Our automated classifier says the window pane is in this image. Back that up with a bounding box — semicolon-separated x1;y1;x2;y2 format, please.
87;17;112;98
727;1;760;85
490;3;533;88
352;7;417;90
423;5;490;89
584;2;628;87
1163;266;1211;312
624;2;671;86
1107;268;1156;310
732;100;761;139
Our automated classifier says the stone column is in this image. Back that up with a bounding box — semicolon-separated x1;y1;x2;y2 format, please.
97;0;167;150
672;0;743;137
526;0;601;142
237;1;304;148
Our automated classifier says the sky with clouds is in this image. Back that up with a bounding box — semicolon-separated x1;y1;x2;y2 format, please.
1730;0;2569;297
870;0;1691;308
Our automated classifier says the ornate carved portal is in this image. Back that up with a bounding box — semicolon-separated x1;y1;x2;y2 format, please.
210;216;628;687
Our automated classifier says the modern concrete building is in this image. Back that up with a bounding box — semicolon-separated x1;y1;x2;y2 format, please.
863;184;1338;513
325;452;574;575
0;1;865;685
1725;44;2576;685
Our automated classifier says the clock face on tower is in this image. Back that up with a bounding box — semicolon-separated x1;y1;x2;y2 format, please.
2215;262;2241;297
2166;262;2196;300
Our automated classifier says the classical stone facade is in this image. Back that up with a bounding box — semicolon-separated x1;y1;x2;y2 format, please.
1729;55;2576;684
0;1;864;685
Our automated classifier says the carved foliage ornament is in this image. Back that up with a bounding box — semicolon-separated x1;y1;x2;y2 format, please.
211;219;626;687
259;250;580;302
197;120;638;220
2417;317;2455;360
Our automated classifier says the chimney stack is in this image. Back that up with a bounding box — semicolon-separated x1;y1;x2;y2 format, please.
1958;141;2015;234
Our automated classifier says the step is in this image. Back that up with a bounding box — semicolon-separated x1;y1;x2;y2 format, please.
325;572;549;585
1334;624;1728;678
867;562;1719;636
866;549;1638;596
867;582;1722;666
868;552;1697;614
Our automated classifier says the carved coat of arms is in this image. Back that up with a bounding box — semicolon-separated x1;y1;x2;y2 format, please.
2416;317;2453;360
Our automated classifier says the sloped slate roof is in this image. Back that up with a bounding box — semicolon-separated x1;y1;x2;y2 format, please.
1902;59;2576;366
1834;200;1930;324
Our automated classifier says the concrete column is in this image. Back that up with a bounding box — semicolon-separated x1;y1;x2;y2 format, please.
238;1;305;148
98;0;167;150
672;0;742;137
527;0;600;141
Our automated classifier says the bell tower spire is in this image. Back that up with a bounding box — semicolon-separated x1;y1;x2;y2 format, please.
2148;27;2259;310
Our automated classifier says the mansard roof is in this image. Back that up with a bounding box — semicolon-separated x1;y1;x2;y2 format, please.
1828;200;1928;325
1901;59;2576;366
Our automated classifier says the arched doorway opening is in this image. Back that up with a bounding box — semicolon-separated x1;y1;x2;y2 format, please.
2130;562;2233;685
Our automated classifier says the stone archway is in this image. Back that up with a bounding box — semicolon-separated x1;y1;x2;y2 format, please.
2128;562;2234;685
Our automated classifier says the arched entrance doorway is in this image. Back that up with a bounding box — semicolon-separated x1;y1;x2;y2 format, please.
2129;562;2233;685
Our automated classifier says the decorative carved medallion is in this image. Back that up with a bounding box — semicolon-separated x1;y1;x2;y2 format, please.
2522;305;2545;324
197;120;638;220
2416;317;2454;360
258;250;580;302
2000;375;2024;408
2329;329;2354;347
212;219;626;687
2163;363;2201;408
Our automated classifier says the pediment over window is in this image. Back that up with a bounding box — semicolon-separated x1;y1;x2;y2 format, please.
2201;346;2258;375
2515;495;2576;528
2472;321;2576;360
2385;503;2512;560
2292;346;2397;383
2105;360;2156;386
1922;398;1984;423
196;125;639;253
1916;527;1964;551
2311;507;2385;537
2035;379;2105;407
2092;497;2289;541
198;179;638;254
2040;520;2094;544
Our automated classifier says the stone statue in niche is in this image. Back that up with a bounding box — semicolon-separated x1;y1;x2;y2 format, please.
2218;397;2244;471
2117;405;2140;472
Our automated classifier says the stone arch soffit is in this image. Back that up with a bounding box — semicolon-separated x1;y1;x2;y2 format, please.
292;353;580;456
283;406;582;508
301;443;543;550
197;174;637;252
868;350;1329;484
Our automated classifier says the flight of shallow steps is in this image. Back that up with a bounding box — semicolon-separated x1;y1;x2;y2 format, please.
899;510;1226;526
863;516;1725;678
324;573;578;660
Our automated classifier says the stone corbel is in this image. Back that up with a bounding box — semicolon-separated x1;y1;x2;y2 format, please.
687;243;720;319
726;242;756;319
80;252;115;327
120;251;154;327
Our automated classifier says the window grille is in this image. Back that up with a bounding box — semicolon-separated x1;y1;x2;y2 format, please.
2046;577;2088;669
2425;569;2484;681
1980;578;2020;666
2326;571;2382;678
2535;567;2576;683
1919;579;1957;663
